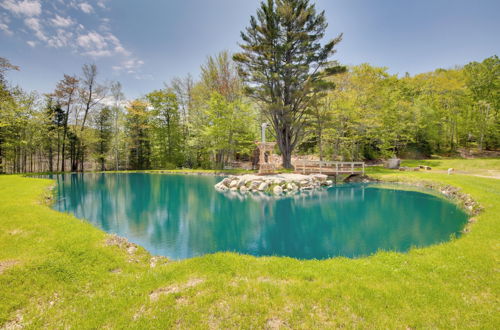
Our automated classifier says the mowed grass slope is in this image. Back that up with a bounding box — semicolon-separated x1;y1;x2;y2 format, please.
0;162;499;328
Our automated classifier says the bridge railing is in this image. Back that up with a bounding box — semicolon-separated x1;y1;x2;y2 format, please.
294;160;365;175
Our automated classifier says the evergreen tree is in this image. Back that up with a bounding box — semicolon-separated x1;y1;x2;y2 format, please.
95;107;113;171
234;0;343;168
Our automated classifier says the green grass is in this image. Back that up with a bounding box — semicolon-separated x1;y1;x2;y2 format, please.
1;160;499;328
400;158;500;176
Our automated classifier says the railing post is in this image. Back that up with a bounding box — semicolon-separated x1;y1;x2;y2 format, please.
351;163;354;174
362;163;365;175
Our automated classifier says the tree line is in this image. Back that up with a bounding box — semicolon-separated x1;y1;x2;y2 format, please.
0;0;498;174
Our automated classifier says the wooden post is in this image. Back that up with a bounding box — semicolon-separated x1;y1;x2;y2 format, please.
351;163;354;174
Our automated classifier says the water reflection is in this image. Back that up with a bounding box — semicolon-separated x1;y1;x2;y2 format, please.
52;173;468;260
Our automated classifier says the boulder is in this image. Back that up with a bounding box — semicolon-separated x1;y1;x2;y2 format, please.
250;181;261;190
311;174;328;182
258;182;268;191
385;158;401;169
221;177;232;186
215;182;229;191
273;185;283;195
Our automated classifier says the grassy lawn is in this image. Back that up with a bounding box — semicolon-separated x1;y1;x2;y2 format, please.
1;159;499;328
400;158;500;177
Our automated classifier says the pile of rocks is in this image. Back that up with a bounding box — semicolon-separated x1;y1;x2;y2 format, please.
214;173;333;195
399;165;432;171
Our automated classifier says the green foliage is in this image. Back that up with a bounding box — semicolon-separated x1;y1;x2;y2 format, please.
305;61;499;161
464;56;500;149
146;89;183;168
234;0;343;168
126;100;151;170
0;53;498;173
200;92;257;169
94;107;113;171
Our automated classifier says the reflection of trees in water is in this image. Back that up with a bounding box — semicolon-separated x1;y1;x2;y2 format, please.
53;176;468;259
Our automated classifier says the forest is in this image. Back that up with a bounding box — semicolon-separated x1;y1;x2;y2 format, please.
0;52;498;174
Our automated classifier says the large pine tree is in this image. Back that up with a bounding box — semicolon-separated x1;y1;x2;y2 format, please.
234;0;343;168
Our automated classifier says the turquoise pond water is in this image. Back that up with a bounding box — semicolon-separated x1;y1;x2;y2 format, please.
50;173;468;260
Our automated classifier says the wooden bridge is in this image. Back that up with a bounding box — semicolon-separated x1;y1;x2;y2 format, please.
294;160;365;176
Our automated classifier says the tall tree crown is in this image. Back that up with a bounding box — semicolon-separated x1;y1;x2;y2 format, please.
233;0;343;168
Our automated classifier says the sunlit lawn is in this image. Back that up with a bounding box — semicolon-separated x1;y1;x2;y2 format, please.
0;159;499;328
400;158;500;176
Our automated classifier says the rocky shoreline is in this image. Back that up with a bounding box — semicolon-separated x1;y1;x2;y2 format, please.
214;173;336;195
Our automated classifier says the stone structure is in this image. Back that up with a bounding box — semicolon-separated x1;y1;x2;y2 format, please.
256;123;277;174
257;142;277;174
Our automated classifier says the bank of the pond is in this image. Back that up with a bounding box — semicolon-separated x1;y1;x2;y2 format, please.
0;169;499;328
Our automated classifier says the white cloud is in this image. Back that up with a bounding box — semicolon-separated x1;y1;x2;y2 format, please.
76;31;132;58
97;0;107;9
24;17;47;41
78;2;93;14
50;14;74;27
0;22;13;35
1;0;41;17
112;58;144;73
0;15;12;35
106;33;131;56
47;29;72;48
77;31;107;50
1;0;146;77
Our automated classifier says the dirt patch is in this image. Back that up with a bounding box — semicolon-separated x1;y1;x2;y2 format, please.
149;256;168;268
1;311;23;329
7;229;23;236
132;305;147;321
149;278;204;302
265;317;288;329
0;260;19;275
175;296;189;306
105;235;138;255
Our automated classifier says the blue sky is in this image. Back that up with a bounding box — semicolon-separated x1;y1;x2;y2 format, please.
1;0;499;99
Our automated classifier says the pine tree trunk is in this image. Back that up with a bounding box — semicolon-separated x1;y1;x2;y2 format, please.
48;142;53;172
277;126;293;169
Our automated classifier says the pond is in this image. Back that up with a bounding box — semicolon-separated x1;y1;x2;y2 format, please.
51;173;468;260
